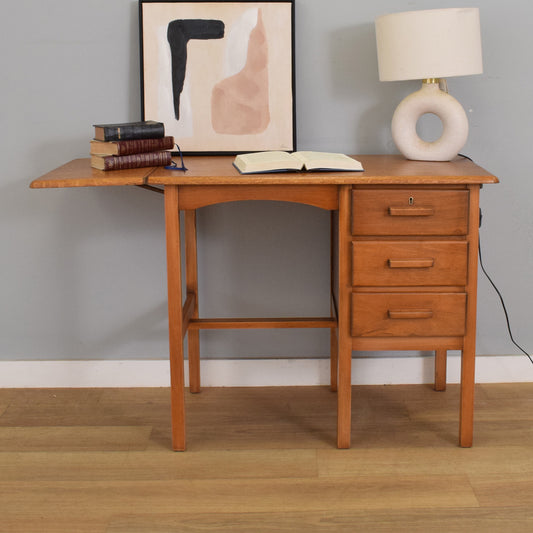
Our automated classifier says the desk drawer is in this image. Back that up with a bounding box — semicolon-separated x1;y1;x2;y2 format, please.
352;189;469;236
352;241;468;286
351;292;466;337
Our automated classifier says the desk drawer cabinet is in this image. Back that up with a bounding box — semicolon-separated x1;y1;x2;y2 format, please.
351;187;469;341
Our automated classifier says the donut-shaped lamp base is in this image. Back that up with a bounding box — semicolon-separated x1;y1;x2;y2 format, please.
391;82;469;161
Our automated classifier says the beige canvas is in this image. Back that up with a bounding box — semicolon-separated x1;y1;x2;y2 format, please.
141;1;295;153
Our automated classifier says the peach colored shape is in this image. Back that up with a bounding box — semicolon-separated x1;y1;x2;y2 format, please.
211;9;270;135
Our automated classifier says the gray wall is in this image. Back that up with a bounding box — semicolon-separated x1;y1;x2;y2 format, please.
1;0;531;363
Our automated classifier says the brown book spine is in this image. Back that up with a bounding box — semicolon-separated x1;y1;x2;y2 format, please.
102;151;172;170
113;136;174;155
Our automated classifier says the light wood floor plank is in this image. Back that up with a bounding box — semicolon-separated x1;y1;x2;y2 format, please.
470;473;533;508
0;449;317;481
0;402;170;428
407;397;533;422
0;475;478;521
318;445;533;476
0;426;152;452
106;508;533;533
478;382;533;400
0;517;107;533
0;387;105;406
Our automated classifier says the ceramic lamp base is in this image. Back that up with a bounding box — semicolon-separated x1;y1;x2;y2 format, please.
391;81;469;161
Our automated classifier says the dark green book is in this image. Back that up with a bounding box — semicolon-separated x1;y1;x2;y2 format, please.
93;120;164;142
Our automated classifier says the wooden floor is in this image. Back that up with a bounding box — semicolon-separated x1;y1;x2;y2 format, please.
1;383;533;532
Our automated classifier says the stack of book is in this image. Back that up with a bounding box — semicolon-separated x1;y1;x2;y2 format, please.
90;121;174;170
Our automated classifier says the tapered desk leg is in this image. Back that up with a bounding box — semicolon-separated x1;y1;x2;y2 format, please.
337;186;352;449
185;210;200;393
460;347;475;447
164;185;186;451
330;212;338;392
330;326;338;393
434;349;447;391
459;185;481;448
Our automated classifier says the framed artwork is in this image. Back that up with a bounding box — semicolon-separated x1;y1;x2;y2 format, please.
139;0;296;154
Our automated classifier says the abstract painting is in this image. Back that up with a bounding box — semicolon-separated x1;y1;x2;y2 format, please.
140;0;295;154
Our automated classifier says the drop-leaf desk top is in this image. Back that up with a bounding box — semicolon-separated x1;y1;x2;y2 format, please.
30;155;498;189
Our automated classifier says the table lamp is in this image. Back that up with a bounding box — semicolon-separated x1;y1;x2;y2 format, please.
375;8;483;161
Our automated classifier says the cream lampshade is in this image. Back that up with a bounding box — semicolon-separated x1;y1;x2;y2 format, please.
375;8;483;161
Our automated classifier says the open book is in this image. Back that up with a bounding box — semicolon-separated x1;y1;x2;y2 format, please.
233;151;364;174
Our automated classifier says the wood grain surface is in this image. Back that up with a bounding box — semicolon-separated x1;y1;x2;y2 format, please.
1;383;532;532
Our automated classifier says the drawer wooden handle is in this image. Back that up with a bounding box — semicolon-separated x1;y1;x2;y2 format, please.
388;258;435;269
388;206;435;217
388;309;433;320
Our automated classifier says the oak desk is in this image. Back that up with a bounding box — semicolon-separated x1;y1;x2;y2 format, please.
31;155;498;451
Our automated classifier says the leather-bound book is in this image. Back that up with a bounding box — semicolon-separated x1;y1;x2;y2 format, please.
90;136;174;156
91;151;172;171
93;121;164;141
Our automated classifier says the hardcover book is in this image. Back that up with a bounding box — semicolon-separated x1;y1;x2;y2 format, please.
91;151;172;171
90;136;174;156
233;151;364;174
93;120;165;142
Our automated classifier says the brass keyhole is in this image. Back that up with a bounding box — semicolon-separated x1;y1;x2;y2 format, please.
408;196;414;205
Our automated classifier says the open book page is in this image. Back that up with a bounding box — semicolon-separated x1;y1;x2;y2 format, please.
292;151;363;171
233;150;364;174
233;151;303;173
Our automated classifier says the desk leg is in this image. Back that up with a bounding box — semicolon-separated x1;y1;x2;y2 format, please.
337;186;352;449
165;185;186;451
330;325;338;393
330;212;338;392
459;185;481;448
434;349;447;391
185;210;200;393
460;347;475;447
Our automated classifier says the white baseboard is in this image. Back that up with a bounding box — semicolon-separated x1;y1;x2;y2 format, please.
0;354;531;388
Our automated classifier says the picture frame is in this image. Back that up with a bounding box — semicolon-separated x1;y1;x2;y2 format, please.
139;0;296;154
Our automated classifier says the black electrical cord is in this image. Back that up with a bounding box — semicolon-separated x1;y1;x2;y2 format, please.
460;152;531;365
478;234;533;365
